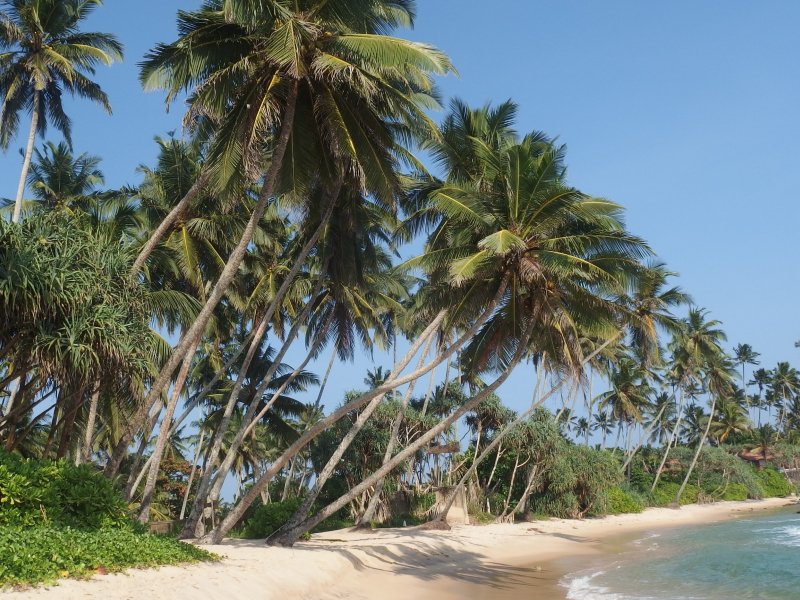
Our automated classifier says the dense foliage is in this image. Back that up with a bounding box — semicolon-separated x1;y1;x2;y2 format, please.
0;526;215;587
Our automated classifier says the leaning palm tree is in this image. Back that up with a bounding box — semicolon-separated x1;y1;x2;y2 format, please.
0;0;122;223
106;0;453;484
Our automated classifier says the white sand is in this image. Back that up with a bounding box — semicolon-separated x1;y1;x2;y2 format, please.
4;497;793;600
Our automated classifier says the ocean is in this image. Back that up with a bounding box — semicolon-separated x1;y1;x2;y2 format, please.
562;506;800;600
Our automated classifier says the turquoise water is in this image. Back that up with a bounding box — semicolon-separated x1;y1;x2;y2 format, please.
562;506;800;599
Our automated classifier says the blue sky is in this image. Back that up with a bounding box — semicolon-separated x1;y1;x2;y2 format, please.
2;1;799;428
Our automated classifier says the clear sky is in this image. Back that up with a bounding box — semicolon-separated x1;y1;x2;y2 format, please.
3;1;799;423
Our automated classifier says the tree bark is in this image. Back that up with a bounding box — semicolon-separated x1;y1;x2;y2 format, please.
138;336;197;522
260;320;537;547
12;92;38;223
129;172;210;282
651;388;686;492
105;82;300;480
78;382;101;465
676;395;717;504
180;427;206;521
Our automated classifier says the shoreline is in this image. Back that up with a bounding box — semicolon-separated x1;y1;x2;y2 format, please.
4;497;794;600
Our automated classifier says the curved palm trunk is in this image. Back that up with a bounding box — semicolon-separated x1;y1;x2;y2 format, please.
78;382;101;465
180;427;206;521
179;315;272;534
124;396;165;500
622;394;672;471
104;83;299;480
181;296;321;538
12;93;38;224
435;334;618;522
651;389;686;492
356;336;436;526
272;324;437;538
204;310;336;518
138;339;196;522
203;282;509;544
676;395;718;504
129;172;210;281
257;321;536;547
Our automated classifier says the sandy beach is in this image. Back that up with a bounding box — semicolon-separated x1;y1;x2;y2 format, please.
4;497;793;600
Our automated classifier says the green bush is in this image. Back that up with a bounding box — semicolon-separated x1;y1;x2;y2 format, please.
242;498;306;539
0;452;127;529
605;486;645;515
721;482;749;501
649;481;699;506
0;526;216;587
755;468;793;498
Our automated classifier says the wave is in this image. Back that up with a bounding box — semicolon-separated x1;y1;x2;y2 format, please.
775;525;800;547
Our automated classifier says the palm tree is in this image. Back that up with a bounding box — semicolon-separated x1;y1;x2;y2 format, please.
257;103;652;546
750;367;771;426
108;0;453;484
0;0;122;223
710;395;750;444
592;411;614;449
733;343;760;397
574;416;590;445
769;362;799;433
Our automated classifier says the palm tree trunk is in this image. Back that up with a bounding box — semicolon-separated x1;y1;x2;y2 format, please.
651;389;686;492
124;396;165;500
356;335;436;526
78;382;101;465
12;92;38;224
184;294;330;537
129;172;210;281
435;335;618;522
138;339;196;522
105;82;300;480
205;281;510;543
676;395;718;504
258;320;537;547
180;426;206;521
622;395;672;471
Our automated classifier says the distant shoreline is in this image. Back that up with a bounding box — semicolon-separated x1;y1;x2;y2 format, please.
7;497;794;600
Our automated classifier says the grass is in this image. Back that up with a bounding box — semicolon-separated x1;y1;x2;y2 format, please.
0;526;218;588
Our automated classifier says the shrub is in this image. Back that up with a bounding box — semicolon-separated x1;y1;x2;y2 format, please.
241;498;305;539
0;452;127;529
0;526;216;587
604;486;645;515
721;483;749;501
755;468;793;498
649;481;699;506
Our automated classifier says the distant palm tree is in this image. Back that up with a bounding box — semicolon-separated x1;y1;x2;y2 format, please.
710;396;750;444
574;416;590;446
733;343;760;398
0;0;122;222
769;362;799;433
592;411;615;449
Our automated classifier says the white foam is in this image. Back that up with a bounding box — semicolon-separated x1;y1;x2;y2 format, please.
563;571;627;600
776;525;800;547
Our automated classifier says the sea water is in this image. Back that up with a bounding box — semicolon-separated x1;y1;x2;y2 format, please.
562;506;800;600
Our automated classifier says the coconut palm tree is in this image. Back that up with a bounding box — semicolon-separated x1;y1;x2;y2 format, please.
106;0;453;486
592;411;614;449
733;343;760;397
769;362;799;433
710;395;750;444
0;0;122;223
